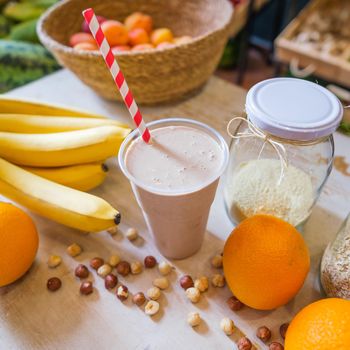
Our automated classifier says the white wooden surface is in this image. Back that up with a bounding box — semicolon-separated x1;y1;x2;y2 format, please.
0;70;349;350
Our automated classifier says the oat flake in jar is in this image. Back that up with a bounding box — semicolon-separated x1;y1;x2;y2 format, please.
224;78;343;228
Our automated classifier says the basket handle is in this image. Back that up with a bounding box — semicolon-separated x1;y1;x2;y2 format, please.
289;58;316;78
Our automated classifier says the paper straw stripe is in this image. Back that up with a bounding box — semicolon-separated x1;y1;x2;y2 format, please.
142;128;151;142
133;110;143;126
95;28;104;45
83;8;151;143
109;61;118;79
129;100;138;118
119;81;128;99
115;71;124;88
105;51;114;68
125;91;133;108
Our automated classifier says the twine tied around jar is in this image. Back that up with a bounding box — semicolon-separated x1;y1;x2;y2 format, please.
227;116;288;183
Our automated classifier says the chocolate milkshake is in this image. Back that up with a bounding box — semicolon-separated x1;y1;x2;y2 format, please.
119;118;228;259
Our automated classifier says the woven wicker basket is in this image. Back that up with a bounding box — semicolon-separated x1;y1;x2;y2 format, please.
37;0;233;104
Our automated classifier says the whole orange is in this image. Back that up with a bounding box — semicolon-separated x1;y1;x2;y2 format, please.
0;202;39;287
285;298;350;350
223;215;310;310
101;20;129;46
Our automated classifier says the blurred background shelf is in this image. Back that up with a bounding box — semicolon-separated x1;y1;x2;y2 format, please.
275;0;350;88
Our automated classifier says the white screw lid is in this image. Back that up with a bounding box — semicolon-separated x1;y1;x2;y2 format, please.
245;78;343;141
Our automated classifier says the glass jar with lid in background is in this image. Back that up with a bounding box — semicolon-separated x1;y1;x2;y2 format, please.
224;78;343;228
320;212;350;299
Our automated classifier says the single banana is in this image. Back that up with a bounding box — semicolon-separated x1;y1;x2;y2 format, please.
0;114;128;133
0;96;106;118
22;163;109;191
0;158;120;232
0;125;131;167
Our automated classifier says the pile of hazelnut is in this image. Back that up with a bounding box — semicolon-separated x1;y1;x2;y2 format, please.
45;229;287;349
46;228;175;317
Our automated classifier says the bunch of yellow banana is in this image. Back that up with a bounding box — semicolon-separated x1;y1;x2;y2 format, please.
0;97;132;231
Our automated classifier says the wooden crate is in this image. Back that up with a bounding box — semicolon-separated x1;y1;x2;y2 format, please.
275;0;350;88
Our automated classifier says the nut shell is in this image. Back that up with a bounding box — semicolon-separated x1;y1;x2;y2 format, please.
144;255;157;268
179;275;194;290
269;342;284;350
116;261;131;276
132;292;146;306
117;285;129;301
47;277;62;292
75;264;89;279
90;257;104;270
80;281;93;295
279;323;289;339
227;296;244;311
237;337;252;350
105;274;118;289
256;326;272;342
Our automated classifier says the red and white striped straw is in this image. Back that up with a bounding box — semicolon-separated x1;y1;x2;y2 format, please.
83;8;151;143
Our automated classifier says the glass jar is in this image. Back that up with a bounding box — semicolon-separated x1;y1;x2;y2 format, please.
224;78;343;227
320;213;350;299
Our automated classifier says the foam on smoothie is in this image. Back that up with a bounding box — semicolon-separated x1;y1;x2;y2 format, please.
125;125;223;192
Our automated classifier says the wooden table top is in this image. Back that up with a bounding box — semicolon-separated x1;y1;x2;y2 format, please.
0;70;349;350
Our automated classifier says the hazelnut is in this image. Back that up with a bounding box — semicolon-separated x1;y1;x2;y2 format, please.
220;317;235;336
47;277;62;292
269;342;284;350
90;257;104;270
126;227;139;241
80;281;93;295
237;337;252;350
116;261;131;276
187;312;201;327
47;255;62;268
132;292;146;306
144;300;160;316
179;275;194;290
153;277;169;290
256;326;272;342
107;226;118;235
130;261;143;275
211;254;223;268
211;274;225;287
144;255;157;268
109;254;121;267
227;296;244;311
185;287;201;303
194;276;209;292
105;274;118;289
74;264;89;279
279;323;289;339
66;243;82;257
116;285;129;301
158;261;173;276
97;264;112;277
147;286;161;301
